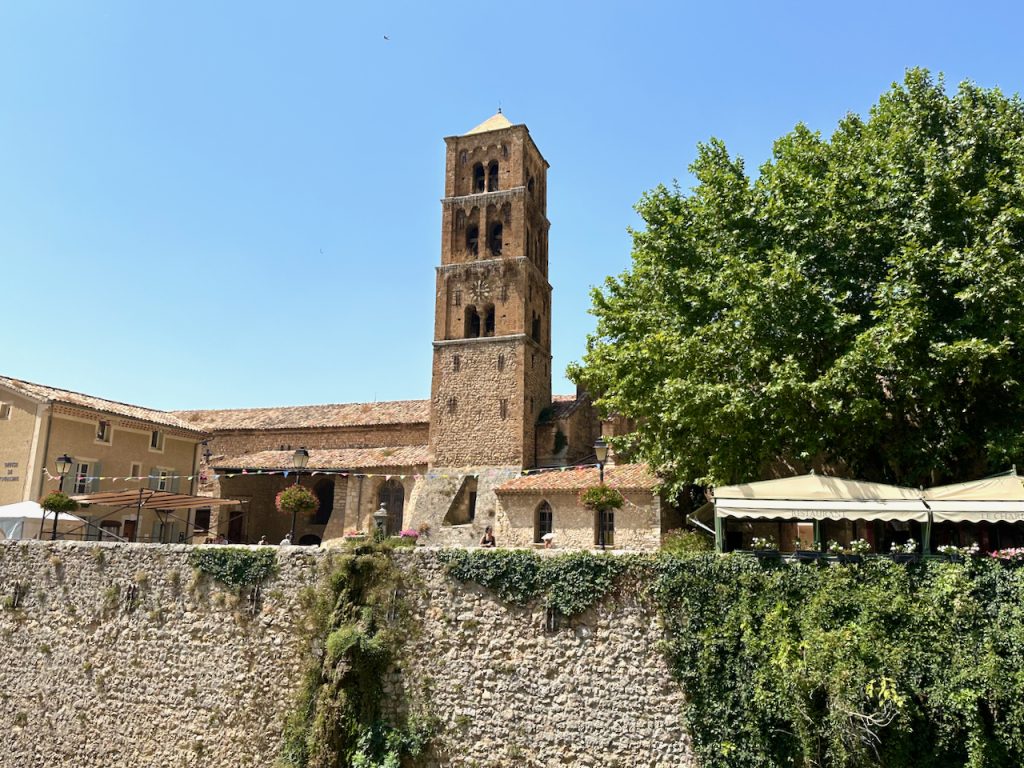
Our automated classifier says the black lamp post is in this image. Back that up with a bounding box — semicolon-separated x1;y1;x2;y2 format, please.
52;454;74;541
290;447;310;541
594;437;610;550
594;437;608;484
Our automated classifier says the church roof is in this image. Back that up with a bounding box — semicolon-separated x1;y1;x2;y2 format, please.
0;375;205;433
173;400;430;432
465;112;513;135
496;463;660;494
213;445;429;471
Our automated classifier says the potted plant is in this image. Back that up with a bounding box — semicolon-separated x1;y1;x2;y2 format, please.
936;542;979;563
392;529;420;548
890;538;920;564
275;484;319;542
841;538;871;564
749;537;780;562
343;529;368;541
794;539;823;564
40;492;79;540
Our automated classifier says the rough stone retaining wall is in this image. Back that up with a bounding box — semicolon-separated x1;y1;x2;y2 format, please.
0;541;693;767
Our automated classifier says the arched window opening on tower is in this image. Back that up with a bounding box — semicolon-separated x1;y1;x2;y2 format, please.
535;501;553;544
532;312;541;342
527;176;535;196
487;161;499;191
483;304;495;337
473;163;485;193
489;223;503;256
464;305;481;338
466;225;479;257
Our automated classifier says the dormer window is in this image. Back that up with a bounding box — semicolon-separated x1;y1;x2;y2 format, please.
150;430;165;451
96;420;111;444
0;403;11;420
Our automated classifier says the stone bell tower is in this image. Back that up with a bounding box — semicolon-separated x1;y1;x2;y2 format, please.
428;112;553;469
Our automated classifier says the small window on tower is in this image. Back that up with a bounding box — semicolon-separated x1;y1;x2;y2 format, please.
483;304;495;337
448;397;457;414
466;225;479;257
473;163;485;193
488;223;503;256
528;176;535;195
499;399;508;420
453;288;462;307
502;144;509;159
487;161;499;192
460;150;468;165
455;210;466;230
500;284;508;302
497;353;505;372
453;355;461;372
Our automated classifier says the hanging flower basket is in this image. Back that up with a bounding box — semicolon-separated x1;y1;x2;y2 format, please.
579;484;624;512
275;485;319;517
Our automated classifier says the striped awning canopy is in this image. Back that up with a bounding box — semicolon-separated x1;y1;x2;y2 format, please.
70;489;240;511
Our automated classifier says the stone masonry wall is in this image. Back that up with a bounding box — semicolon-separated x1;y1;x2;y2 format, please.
0;541;319;768
0;542;694;768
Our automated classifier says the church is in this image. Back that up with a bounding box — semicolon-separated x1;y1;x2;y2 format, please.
174;114;667;550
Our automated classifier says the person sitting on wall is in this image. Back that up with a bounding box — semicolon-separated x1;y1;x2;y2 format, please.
257;535;269;545
479;526;496;548
279;532;292;547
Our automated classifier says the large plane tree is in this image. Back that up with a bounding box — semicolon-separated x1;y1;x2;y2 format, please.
571;70;1024;490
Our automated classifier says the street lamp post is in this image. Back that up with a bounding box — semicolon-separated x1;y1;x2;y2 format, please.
594;437;609;550
290;447;310;541
52;454;74;541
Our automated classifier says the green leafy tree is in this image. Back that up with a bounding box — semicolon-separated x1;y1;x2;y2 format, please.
571;69;1024;490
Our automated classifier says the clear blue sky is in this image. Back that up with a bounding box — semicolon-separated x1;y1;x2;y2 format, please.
2;1;1022;410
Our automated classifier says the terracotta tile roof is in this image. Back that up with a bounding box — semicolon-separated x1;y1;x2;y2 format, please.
0;375;205;433
174;400;430;431
213;446;429;471
496;463;660;494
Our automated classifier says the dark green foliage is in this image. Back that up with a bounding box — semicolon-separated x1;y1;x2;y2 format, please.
278;543;429;768
571;69;1024;490
188;547;278;587
653;553;1024;767
440;549;631;616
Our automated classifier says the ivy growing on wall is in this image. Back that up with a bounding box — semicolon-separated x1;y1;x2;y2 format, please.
188;547;278;587
439;549;633;616
653;554;1024;768
278;543;432;768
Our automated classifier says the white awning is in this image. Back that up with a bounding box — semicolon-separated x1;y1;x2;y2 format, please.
924;474;1024;523
716;498;929;522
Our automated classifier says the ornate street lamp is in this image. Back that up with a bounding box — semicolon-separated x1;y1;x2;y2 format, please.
594;437;609;484
52;454;74;541
289;447;311;541
594;438;610;550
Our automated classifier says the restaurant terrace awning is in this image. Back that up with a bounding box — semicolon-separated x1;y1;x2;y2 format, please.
70;489;241;511
714;474;929;523
924;473;1024;523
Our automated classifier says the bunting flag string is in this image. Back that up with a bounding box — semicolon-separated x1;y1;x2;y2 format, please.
44;461;603;486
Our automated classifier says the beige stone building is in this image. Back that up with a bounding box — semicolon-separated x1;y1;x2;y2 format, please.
166;114;669;549
0;376;208;542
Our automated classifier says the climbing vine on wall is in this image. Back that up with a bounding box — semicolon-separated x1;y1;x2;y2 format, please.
278;543;432;768
439;549;634;616
188;547;278;587
652;554;1024;768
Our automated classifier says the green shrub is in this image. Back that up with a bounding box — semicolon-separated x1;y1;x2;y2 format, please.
660;528;713;554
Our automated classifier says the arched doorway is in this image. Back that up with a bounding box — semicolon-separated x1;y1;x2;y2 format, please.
313;479;335;525
378;479;405;535
298;534;322;547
